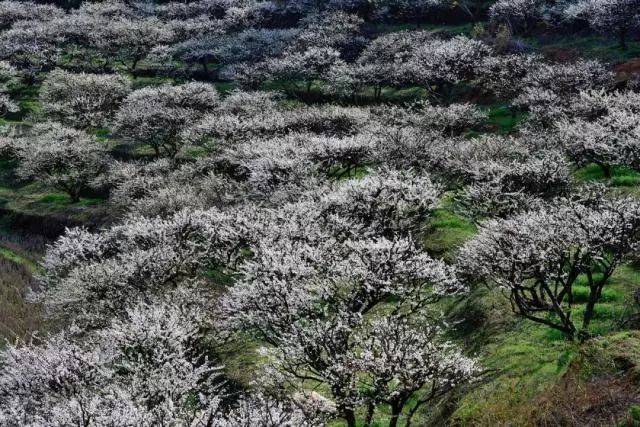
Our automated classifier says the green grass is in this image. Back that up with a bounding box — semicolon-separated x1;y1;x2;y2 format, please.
453;319;577;426
94;127;112;140
213;81;235;94
0;256;43;342
574;164;640;186
628;404;640;425
18;99;41;115
74;197;105;207
204;265;236;287
129;144;160;158
0;246;39;273
423;208;477;261
0;173;107;218
448;260;640;425
456;330;640;425
130;75;175;90
0;155;109;233
523;34;640;63
3;82;42;123
31;193;104;209
182;146;212;159
381;86;428;103
0;117;21;127
571;285;622;304
373;22;477;36
612;175;640;187
484;105;527;135
580;330;640;382
328;164;369;180
37;194;70;204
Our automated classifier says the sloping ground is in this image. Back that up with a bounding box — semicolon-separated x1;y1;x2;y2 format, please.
1;15;640;424
450;167;640;425
409;165;640;426
0;251;42;343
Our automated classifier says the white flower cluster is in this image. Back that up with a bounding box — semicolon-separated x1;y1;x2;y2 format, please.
459;193;640;338
1;0;637;424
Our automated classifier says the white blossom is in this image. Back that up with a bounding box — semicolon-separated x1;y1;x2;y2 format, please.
40;69;131;130
114;82;219;157
458;194;640;338
13;123;110;203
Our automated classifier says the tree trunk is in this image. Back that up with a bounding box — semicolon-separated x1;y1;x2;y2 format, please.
363;402;375;427
69;189;81;203
619;30;627;51
389;402;403;427
130;58;139;79
582;272;613;338
405;398;429;427
201;61;210;80
343;409;357;427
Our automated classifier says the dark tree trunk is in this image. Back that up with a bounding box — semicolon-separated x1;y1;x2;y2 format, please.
619;29;628;51
130;58;139;79
343;409;357;427
582;268;614;339
364;402;375;427
389;402;404;427
201;61;210;80
68;188;81;203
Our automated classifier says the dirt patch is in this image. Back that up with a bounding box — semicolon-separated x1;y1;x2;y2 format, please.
534;353;640;426
615;58;640;75
0;256;42;342
614;58;640;86
541;47;581;63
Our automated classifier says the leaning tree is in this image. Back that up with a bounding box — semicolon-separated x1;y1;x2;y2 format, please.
459;194;640;339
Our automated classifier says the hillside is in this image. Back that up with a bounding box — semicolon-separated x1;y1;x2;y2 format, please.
0;0;640;425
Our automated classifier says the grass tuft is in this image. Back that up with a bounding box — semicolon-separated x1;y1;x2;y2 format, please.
423;208;476;261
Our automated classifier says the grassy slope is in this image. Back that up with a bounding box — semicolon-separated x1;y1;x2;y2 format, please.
0;231;43;344
348;89;640;424
1;22;640;425
0;258;42;343
525;34;640;64
444;161;640;426
213;93;640;425
0;155;107;221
